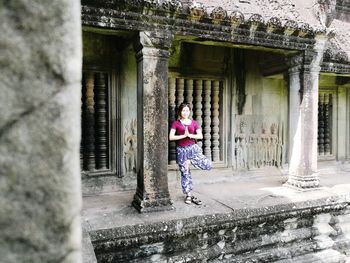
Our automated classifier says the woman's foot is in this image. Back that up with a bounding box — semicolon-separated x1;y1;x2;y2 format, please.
184;195;192;204
191;196;202;205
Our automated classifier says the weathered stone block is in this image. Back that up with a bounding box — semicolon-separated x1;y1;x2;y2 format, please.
0;0;82;262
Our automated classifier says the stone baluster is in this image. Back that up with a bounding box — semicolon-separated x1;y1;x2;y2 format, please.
133;30;173;212
168;77;177;164
286;33;329;189
80;73;86;171
203;80;212;159
324;94;331;155
185;79;194;111
318;94;325;155
96;72;108;170
194;79;203;148
85;72;96;171
177;78;184;106
212;80;220;162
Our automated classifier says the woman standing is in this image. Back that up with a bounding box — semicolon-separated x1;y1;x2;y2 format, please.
169;102;212;205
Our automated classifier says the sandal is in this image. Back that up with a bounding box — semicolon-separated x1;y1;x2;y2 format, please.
191;196;202;205
184;195;192;204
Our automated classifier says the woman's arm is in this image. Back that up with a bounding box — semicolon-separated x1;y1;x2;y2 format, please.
169;127;203;141
189;128;203;140
169;128;187;141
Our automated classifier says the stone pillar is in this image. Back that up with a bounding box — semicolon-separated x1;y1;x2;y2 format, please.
287;55;303;171
0;1;82;262
337;86;347;160
286;35;328;189
132;30;173;212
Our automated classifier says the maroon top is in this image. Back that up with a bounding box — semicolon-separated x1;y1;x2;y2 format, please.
170;119;201;147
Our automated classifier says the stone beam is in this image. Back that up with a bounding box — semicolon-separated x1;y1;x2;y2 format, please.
81;5;316;52
132;30;174;212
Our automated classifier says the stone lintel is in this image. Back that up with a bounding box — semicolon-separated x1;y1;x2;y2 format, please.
133;30;173;213
81;6;317;52
321;62;350;74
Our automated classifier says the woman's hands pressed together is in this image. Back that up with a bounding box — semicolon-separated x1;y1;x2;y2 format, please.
184;126;191;138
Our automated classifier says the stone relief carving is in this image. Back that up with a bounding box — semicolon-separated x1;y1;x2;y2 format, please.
189;1;206;21
283;20;298;36
124;119;137;174
210;7;227;25
248;14;263;33
266;17;282;33
142;0;182;15
230;10;244;28
235;115;283;170
297;22;312;37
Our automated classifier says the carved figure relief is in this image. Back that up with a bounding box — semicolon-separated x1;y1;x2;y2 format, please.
235;115;283;170
124;119;137;173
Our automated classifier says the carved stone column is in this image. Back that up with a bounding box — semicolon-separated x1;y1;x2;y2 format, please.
287;55;302;170
133;30;173;212
286;34;328;189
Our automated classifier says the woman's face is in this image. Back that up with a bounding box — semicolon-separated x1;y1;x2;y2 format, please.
180;106;190;119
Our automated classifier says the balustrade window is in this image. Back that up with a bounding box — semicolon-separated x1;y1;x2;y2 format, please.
81;71;111;174
318;92;333;156
168;77;224;164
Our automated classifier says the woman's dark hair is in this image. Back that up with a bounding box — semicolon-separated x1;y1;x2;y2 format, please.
177;102;191;117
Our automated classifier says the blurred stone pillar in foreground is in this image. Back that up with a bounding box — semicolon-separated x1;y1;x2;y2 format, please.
0;1;82;262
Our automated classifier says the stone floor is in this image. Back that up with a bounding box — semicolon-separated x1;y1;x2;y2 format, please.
82;161;350;262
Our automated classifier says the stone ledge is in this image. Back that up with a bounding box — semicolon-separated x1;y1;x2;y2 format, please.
82;166;350;262
321;61;350;74
89;195;350;242
85;194;350;262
